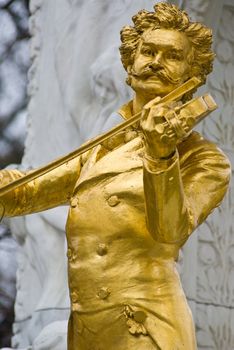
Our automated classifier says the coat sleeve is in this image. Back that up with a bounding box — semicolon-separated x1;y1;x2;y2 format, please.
0;155;83;218
143;132;231;245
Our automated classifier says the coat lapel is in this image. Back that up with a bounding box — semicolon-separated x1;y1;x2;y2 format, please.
73;135;144;192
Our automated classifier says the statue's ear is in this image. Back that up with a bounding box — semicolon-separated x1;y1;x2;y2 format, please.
127;65;132;74
126;76;132;86
125;66;132;86
191;64;202;80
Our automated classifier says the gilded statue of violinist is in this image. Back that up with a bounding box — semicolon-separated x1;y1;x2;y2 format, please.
0;3;231;350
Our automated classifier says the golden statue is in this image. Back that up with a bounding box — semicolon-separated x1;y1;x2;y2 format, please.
0;3;231;349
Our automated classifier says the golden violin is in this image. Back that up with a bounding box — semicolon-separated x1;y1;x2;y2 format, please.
0;77;216;198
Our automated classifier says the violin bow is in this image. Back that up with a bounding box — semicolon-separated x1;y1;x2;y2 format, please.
0;77;201;197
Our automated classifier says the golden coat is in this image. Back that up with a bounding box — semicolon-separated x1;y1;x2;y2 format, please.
0;106;230;349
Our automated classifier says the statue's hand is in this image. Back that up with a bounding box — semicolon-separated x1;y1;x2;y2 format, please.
140;99;182;159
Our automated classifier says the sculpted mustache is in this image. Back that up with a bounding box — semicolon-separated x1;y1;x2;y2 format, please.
130;67;181;85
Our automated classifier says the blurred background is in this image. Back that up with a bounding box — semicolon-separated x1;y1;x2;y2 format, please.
0;0;30;347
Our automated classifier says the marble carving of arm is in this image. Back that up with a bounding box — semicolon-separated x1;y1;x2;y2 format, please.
0;155;82;218
143;132;231;245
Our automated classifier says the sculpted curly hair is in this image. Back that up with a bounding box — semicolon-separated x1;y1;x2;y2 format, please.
120;2;215;85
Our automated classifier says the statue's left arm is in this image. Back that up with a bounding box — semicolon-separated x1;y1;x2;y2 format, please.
141;106;231;245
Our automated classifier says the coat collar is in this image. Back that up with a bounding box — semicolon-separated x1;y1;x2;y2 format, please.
73;101;143;193
117;100;134;120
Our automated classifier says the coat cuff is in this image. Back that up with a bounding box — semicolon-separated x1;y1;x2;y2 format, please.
143;150;178;174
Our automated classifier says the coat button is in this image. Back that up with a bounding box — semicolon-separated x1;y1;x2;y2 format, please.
97;243;108;256
67;248;72;259
70;197;79;208
67;248;76;261
97;287;111;300
107;195;120;207
133;310;147;323
70;291;79;303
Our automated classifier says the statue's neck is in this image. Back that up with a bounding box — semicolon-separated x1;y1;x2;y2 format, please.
132;92;157;114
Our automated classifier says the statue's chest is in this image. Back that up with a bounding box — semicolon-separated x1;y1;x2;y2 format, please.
66;166;152;268
66;136;148;247
67;167;145;233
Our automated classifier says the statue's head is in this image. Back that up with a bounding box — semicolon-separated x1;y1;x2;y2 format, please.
120;2;215;98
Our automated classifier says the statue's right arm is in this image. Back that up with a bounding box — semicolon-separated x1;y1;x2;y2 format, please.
0;155;83;217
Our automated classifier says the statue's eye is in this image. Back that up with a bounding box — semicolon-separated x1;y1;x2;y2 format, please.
141;47;154;56
165;51;182;61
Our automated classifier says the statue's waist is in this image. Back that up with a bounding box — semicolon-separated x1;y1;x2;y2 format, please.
69;276;184;312
68;260;182;311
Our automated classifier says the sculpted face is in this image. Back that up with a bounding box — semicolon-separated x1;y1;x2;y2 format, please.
129;29;192;98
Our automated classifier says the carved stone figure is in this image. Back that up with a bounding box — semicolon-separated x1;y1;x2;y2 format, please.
0;3;231;349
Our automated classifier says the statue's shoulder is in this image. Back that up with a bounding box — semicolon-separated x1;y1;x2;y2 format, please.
178;131;231;171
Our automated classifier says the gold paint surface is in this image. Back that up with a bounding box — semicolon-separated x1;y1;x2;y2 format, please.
0;3;231;349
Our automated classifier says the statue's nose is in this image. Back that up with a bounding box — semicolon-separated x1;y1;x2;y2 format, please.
149;53;163;70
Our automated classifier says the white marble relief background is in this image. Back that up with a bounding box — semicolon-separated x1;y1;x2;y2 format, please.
2;0;233;349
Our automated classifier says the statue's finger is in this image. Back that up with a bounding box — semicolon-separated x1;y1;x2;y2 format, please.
141;108;150;121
